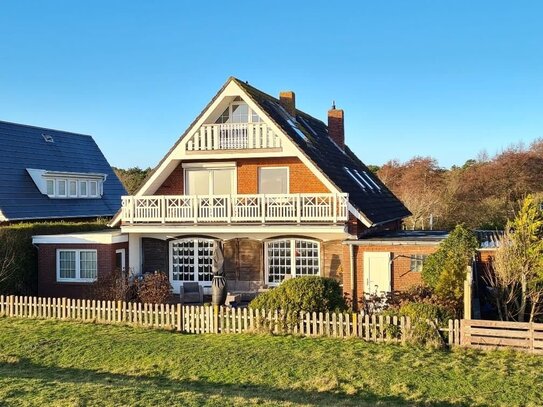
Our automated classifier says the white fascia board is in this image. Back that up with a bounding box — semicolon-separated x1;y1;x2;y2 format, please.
182;161;236;169
32;231;128;245
120;224;349;241
347;203;373;228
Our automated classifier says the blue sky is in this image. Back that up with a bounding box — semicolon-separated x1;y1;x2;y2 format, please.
1;1;542;169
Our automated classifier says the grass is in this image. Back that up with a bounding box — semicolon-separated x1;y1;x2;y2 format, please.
0;318;542;406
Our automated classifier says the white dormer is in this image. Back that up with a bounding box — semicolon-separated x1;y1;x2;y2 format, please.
27;169;107;199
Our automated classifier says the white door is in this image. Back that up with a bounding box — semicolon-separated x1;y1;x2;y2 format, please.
363;252;391;295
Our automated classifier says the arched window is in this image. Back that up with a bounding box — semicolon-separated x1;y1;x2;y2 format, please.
170;238;216;287
265;238;320;285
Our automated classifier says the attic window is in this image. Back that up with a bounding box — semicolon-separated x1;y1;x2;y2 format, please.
216;99;261;124
352;169;374;190
287;119;309;142
42;134;54;143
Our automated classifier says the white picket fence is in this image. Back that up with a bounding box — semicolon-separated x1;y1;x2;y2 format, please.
0;295;461;345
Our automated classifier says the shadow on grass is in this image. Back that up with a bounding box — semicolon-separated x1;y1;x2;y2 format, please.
0;358;467;406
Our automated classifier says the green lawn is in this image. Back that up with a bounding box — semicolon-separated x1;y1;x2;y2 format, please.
0;318;542;406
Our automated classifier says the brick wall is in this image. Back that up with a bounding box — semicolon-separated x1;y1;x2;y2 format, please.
155;163;184;195
153;157;330;195
37;242;128;299
236;157;329;194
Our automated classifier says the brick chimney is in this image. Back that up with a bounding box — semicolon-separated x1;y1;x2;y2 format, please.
279;91;296;117
328;104;344;149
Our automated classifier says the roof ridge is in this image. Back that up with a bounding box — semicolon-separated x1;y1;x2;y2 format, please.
233;78;327;126
0;119;92;138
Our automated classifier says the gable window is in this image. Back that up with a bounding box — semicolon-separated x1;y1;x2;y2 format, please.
265;238;320;285
259;167;289;194
410;255;427;272
216;97;261;124
170;238;215;285
57;250;97;282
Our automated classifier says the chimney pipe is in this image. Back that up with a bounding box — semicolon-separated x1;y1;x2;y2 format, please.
328;105;345;149
279;91;296;117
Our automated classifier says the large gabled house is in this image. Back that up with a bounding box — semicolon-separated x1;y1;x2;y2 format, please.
0;120;126;223
110;77;410;297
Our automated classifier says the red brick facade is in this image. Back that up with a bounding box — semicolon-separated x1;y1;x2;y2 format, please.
37;242;128;299
153;157;330;196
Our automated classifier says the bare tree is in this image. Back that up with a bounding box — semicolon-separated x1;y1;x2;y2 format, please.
0;234;17;287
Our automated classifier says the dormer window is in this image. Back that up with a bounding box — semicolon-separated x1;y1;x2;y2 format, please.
216;97;261;124
26;168;106;199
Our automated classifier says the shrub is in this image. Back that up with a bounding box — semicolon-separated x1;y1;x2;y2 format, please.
90;268;137;301
398;302;453;348
0;220;109;295
249;276;347;314
422;224;478;305
136;271;172;304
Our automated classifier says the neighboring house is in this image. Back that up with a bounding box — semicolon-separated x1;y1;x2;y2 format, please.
0;120;126;223
0;120;126;298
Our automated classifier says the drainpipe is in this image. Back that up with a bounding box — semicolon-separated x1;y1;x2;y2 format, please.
349;244;356;310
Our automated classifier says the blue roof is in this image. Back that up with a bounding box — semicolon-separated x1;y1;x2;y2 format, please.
0;120;126;221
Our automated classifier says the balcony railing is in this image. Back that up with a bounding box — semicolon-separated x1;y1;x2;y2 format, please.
121;193;348;225
185;123;282;152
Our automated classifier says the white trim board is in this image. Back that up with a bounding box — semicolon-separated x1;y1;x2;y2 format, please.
33;231;128;245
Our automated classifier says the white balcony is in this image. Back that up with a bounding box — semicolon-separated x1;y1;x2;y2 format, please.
121;193;348;225
185;123;282;152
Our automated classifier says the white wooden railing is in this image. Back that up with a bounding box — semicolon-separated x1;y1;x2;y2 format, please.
185;123;282;151
121;193;348;224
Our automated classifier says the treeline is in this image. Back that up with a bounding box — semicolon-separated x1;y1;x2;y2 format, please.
113;167;152;195
376;139;543;230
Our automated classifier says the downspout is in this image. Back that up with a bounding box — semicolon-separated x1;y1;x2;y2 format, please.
349;244;356;310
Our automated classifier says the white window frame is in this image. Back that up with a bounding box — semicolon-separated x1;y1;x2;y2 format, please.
264;238;321;286
56;249;98;283
115;248;126;271
89;181;98;197
68;180;78;197
79;180;88;197
183;162;237;196
46;179;55;196
258;166;290;194
57;179;67;197
169;238;216;290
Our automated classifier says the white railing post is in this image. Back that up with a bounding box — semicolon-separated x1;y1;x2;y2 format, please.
296;194;301;223
227;195;232;223
193;196;199;224
261;195;267;223
161;196;165;224
333;194;338;223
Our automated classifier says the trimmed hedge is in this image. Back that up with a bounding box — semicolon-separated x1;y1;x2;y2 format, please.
0;220;110;295
249;276;347;313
